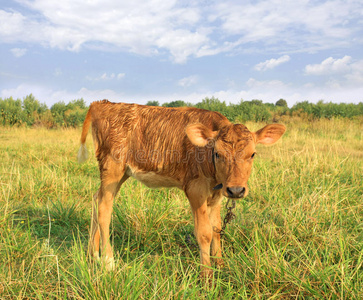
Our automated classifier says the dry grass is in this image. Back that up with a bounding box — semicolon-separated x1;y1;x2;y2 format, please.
0;118;362;299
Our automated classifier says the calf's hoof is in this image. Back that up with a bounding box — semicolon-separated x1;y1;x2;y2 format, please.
103;256;116;271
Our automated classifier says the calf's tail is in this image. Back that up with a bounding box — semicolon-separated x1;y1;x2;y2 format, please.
77;106;92;163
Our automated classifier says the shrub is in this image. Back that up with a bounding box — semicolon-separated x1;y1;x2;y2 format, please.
275;98;288;107
1;94;363;128
146;100;159;106
162;100;188;107
0;97;24;125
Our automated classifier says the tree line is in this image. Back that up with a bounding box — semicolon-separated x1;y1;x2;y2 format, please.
148;97;363;122
1;94;362;128
0;94;88;128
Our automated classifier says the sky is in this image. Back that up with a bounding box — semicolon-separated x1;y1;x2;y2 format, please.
1;0;363;107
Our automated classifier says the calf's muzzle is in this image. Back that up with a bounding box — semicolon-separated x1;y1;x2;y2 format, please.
226;186;246;198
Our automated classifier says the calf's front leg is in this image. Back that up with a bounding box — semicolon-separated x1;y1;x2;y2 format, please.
186;181;214;278
208;203;223;267
191;202;213;277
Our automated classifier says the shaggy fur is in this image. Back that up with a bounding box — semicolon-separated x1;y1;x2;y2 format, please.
78;100;286;276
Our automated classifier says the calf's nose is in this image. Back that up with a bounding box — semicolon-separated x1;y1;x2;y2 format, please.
226;186;246;198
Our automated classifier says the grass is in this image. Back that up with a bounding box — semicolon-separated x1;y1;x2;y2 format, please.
0;118;362;299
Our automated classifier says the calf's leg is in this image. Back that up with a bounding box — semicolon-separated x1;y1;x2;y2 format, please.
90;190;101;259
186;180;213;277
191;202;213;277
208;203;223;266
89;159;128;269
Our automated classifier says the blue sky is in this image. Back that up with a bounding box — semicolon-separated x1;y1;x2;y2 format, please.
1;0;363;107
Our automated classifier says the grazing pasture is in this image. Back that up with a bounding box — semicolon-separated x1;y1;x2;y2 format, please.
0;118;362;299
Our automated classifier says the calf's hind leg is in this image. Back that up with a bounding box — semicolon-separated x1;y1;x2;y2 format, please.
89;190;101;259
89;160;128;269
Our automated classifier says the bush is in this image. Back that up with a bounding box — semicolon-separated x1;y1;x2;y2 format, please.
64;107;88;127
146;100;159;106
275;99;288;107
0;97;25;125
22;94;48;126
291;100;363;120
0;95;89;128
1;94;363;128
51;101;68;126
232;100;272;123
51;99;88;127
162;100;189;107
195;97;234;120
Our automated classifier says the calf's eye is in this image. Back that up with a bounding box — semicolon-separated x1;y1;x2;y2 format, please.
251;152;256;159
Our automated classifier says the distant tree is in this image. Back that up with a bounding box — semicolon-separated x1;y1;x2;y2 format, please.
2;94;363;128
234;99;272;123
291;101;313;115
22;94;48;125
162;100;187;107
196;97;227;112
249;99;263;106
264;102;276;109
66;98;87;110
0;97;24;125
276;99;288;107
51;101;67;125
64;107;88;127
23;94;47;113
146;100;159;106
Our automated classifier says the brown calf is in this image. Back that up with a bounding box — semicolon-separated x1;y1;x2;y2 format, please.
78;100;286;276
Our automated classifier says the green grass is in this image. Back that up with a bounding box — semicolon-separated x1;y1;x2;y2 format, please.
1;119;362;299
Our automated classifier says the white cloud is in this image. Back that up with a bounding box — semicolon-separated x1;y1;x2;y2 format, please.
0;9;86;50
254;55;290;71
0;84;125;106
2;78;363;111
246;78;287;89
0;11;27;42
0;1;209;63
1;0;362;63
10;48;27;57
157;30;210;64
1;84;53;102
305;56;353;75
212;0;362;52
304;56;363;86
166;84;363;107
178;75;198;87
86;73;125;81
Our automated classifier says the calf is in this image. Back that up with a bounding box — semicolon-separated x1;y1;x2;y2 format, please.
78;100;286;276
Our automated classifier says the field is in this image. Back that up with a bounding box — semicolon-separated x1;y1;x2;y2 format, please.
1;118;362;299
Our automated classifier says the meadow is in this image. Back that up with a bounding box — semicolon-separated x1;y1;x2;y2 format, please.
0;118;362;299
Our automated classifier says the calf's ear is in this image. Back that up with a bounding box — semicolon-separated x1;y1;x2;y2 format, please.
186;123;218;147
254;124;286;145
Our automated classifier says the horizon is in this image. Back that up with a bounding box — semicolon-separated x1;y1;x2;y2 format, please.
2;93;362;110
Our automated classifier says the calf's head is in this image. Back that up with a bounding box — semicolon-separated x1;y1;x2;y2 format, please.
186;123;286;199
